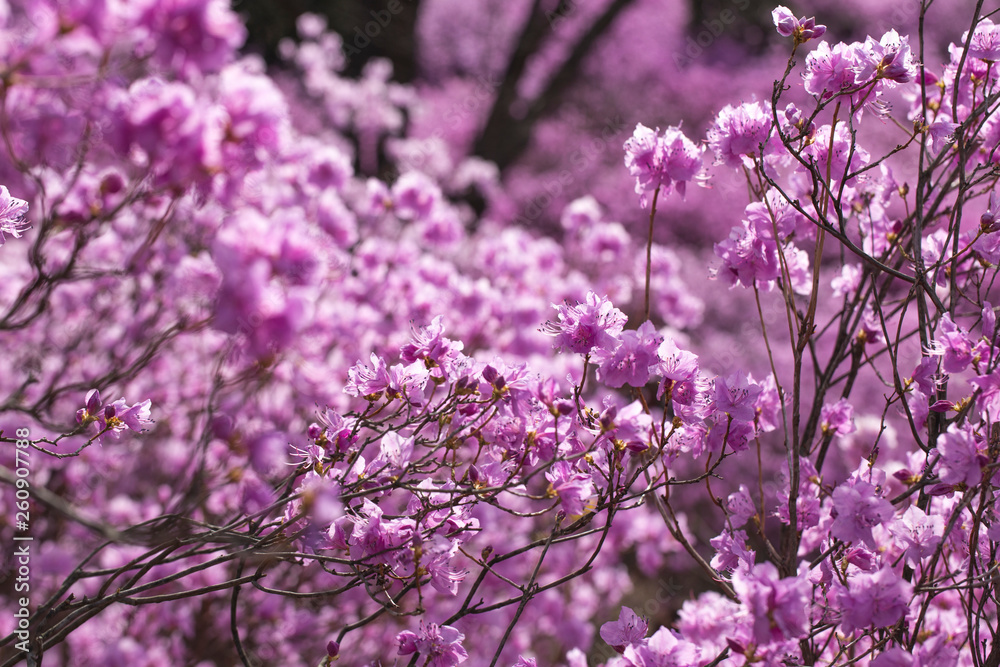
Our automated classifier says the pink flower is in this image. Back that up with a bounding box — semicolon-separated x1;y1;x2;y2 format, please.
345;353;391;398
110;400;153;434
911;356;939;395
325;640;339;660
422;536;466;596
771;6;826;43
115;77;223;187
137;0;246;76
843;545;877;571
727;484;756;526
971;368;1000;417
801;122;870;182
391;171;441;221
312;409;358;454
714;372;762;423
600;606;648;653
890;505;944;566
935;423;986;487
541;292;627;355
0;185;29;246
709;529;754;572
76;388;104;426
708;101;773;168
820;398;856;437
655;337;699;401
400;315;465;370
929;314;973;374
596;401;653;453
623;123;703;206
345;354;428;403
305;145;353;191
377;431;414;472
560;196;602;233
968;18;1000;62
928;114;958;155
830;479;893;548
831;264;862;298
981;190;1000;233
714;219;780;290
622;627;700;666
871;648;915;667
858;306;885;344
753;374;784;432
594;321;663;388
707;418;756;454
76;389;153;444
774;458;823;530
744;190;806;241
397;623;468;666
857;31;918;85
834;567;912;634
804;41;861;98
732;562;811;645
350;499;415;564
545;461;594;516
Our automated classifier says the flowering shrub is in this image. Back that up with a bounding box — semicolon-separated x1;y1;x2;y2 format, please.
1;1;1000;666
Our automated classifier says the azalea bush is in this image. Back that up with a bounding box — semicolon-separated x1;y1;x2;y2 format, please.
1;0;1000;665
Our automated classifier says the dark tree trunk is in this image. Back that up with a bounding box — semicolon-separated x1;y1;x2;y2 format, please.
473;0;636;171
236;0;422;83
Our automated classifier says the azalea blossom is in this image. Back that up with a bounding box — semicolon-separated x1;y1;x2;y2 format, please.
397;622;468;666
600;606;648;653
708;101;773;168
830;479;893;548
623;123;703;206
772;6;826;43
541;291;626;355
834;567;912;634
76;389;153;444
0;185;29;246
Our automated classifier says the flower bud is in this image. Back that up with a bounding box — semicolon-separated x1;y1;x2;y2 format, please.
928;483;955;497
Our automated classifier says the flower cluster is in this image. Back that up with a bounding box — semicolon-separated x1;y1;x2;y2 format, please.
623;123;704;207
75;389;153;444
